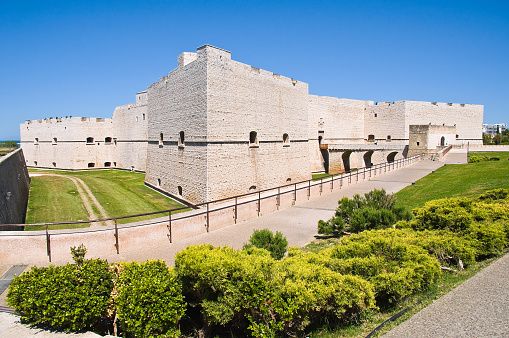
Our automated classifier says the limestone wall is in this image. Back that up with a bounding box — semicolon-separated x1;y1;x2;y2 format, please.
366;101;407;145
144;46;209;204
111;91;149;171
20;117;116;169
206;45;310;200
0;149;30;225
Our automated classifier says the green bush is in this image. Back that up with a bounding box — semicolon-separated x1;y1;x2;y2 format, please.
318;189;411;235
477;188;509;201
175;244;376;337
316;230;441;305
7;259;113;331
242;228;288;260
411;198;474;233
114;260;186;337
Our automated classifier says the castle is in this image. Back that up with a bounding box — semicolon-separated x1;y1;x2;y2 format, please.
20;45;483;204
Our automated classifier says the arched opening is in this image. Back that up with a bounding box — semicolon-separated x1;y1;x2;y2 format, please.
177;186;183;196
286;178;292;183
34;161;37;166
88;162;95;168
249;185;257;191
318;135;323;144
342;151;352;172
387;152;397;163
52;137;57;144
283;133;290;146
179;131;185;147
52;162;56;167
364;151;374;168
86;137;94;144
249;131;258;146
440;136;445;146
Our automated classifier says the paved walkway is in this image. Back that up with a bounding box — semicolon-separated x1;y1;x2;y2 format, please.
7;149;505;338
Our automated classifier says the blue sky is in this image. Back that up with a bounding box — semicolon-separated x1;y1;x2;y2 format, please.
1;0;508;140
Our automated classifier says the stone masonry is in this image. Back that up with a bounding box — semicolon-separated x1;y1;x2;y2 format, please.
19;45;484;204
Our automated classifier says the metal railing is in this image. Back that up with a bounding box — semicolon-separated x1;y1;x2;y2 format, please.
0;154;423;262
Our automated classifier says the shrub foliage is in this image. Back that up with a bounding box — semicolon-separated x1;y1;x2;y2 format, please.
318;189;411;235
242;228;288;260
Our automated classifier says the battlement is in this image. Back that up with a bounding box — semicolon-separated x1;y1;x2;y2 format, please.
24;116;112;125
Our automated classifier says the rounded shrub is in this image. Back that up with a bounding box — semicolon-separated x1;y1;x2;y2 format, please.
243;228;288;260
7;259;113;332
114;260;186;337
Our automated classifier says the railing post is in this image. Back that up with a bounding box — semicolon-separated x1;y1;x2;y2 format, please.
114;219;119;254
308;180;310;199
167;212;172;243
294;183;297;202
234;197;238;223
258;191;261;216
277;187;280;209
331;174;334;191
356;170;358;183
206;202;210;232
320;177;323;195
46;224;51;263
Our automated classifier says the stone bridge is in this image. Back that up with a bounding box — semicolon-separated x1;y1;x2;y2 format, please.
320;143;408;174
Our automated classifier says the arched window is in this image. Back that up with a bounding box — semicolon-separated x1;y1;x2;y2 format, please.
440;136;445;146
283;133;290;146
178;186;183;196
52;162;56;167
142;113;146;120
34;138;39;144
249;185;257;191
249;131;258;147
178;131;185;147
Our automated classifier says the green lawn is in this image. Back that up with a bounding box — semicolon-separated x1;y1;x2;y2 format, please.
26;175;91;230
25;169;187;229
395;151;509;210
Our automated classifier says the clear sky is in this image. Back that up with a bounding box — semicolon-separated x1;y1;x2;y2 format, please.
1;0;508;141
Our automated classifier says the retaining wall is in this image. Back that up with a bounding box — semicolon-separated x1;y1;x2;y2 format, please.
0;149;30;226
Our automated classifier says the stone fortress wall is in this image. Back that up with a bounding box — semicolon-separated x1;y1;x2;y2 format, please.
19;45;484;205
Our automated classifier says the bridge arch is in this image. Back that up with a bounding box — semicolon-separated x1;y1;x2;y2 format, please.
387;151;398;163
363;150;374;168
342;151;352;172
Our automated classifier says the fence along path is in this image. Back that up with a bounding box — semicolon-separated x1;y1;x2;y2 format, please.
0;154;438;265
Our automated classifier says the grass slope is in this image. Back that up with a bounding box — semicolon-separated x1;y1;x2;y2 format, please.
395;151;509;210
26;175;90;229
26;170;186;229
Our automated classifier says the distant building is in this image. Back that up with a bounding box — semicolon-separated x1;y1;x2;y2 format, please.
483;123;507;136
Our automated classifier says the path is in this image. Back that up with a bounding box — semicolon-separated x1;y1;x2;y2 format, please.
382;252;509;337
29;173;112;226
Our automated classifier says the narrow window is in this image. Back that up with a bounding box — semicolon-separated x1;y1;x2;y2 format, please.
105;137;112;143
178;186;183;196
157;178;161;187
88;162;95;168
159;133;164;146
374;113;378;117
417;142;420;146
456;134;459;139
86;137;94;144
52;137;57;144
113;138;117;146
104;162;111;167
136;116;139;122
249;131;258;147
113;162;117;167
34;161;37;165
387;135;391;141
52;162;56;167
368;134;375;142
178;131;185;147
283;133;290;146
142;113;145;120
34;138;39;144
